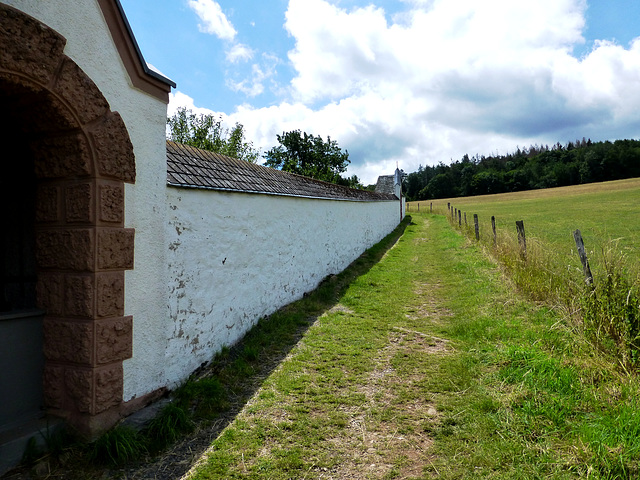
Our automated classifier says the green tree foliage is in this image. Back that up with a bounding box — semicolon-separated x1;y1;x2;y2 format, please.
335;174;364;189
264;130;352;185
167;108;259;163
403;138;640;201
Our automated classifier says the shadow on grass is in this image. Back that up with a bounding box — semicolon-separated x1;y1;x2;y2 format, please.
112;216;413;479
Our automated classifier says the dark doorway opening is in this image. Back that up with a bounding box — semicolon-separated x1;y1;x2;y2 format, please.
0;102;45;433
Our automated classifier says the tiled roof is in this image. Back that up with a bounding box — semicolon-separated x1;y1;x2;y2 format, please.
375;175;396;195
166;141;398;201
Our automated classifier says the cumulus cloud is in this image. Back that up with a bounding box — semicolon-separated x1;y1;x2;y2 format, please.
226;43;254;63
225;53;282;98
176;0;640;184
188;0;236;41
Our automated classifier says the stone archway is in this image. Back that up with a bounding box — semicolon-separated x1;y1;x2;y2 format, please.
1;4;136;437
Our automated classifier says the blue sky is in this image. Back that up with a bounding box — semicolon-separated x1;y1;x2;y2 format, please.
121;0;640;184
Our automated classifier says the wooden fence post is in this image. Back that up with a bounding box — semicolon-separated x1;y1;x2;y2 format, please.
458;209;462;226
516;220;526;259
464;212;467;226
491;216;497;247
417;203;420;212
573;229;594;285
430;202;432;213
474;214;479;240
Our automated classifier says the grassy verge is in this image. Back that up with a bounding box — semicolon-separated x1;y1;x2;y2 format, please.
183;213;640;479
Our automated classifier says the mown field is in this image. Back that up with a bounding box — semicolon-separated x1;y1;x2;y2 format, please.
408;177;640;264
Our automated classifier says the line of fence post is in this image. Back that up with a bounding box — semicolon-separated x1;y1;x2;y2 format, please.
473;214;479;240
491;216;497;247
516;220;526;259
573;229;594;285
430;209;601;292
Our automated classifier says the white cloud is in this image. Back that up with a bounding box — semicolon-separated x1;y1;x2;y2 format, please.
175;0;640;184
226;43;254;63
168;91;220;118
226;53;281;98
188;0;236;41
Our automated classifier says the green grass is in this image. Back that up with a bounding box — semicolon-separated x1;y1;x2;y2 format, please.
410;177;640;263
411;180;640;372
30;200;640;479
87;426;146;466
184;213;640;479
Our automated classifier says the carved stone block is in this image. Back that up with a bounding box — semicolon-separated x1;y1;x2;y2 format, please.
64;274;94;317
0;4;66;85
54;58;109;125
91;112;136;183
65;182;94;224
96;316;133;364
97;228;135;270
32;133;91;179
36;185;60;222
64;368;93;413
43;319;93;365
94;364;123;413
96;272;124;318
99;182;124;223
36;228;94;271
21;90;78;135
36;273;65;316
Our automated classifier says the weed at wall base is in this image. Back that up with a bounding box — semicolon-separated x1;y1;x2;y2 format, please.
145;403;194;454
87;426;146;466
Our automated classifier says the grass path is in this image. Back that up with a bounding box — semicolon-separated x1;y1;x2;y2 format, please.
184;212;605;479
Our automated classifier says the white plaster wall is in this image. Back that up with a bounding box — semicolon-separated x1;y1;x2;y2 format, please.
3;0;404;403
3;1;171;401
163;189;402;388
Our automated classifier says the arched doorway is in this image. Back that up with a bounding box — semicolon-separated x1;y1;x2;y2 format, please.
0;4;136;438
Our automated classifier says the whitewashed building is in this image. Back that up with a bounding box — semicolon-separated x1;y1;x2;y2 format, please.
0;0;403;473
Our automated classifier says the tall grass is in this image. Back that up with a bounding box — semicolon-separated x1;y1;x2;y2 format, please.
433;200;640;373
581;248;640;372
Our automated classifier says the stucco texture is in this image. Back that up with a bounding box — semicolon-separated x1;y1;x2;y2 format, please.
160;189;401;390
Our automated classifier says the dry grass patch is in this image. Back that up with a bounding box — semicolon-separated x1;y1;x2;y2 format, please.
407;282;455;325
322;330;450;480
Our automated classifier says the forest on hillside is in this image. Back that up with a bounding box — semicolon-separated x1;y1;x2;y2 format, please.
403;138;640;201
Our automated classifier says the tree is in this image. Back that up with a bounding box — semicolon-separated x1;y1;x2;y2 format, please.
167;107;259;163
422;173;455;199
336;174;363;189
263;130;350;184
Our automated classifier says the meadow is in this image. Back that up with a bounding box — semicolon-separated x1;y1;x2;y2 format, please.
408;177;640;260
410;178;640;374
